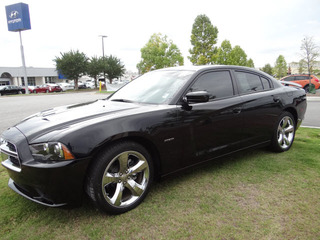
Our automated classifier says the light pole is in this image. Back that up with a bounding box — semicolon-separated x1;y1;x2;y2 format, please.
99;35;107;82
19;30;29;94
100;35;107;58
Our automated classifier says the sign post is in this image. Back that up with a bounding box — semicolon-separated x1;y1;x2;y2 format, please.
5;3;31;94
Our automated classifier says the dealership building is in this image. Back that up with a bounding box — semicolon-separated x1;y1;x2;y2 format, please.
0;67;60;86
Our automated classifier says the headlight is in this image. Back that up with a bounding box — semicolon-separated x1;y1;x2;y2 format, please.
30;142;75;161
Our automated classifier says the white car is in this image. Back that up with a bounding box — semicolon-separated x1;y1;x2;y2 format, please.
58;83;74;91
85;81;96;89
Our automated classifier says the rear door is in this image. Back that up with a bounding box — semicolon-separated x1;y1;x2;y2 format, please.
233;71;281;147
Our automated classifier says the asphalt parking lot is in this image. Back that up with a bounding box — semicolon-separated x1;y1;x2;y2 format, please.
0;92;319;134
0;92;108;134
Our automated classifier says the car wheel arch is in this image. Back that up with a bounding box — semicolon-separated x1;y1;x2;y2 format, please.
88;135;162;180
283;107;298;128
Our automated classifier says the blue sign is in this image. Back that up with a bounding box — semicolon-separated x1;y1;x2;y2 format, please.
58;72;67;79
6;3;31;32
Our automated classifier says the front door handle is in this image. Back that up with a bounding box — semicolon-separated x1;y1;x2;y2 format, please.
232;107;242;114
273;96;280;103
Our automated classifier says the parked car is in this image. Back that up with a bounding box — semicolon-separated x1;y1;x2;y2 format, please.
280;74;320;92
85;81;96;89
0;85;25;96
33;84;62;93
27;86;36;93
78;82;87;89
70;81;87;89
0;65;307;214
57;83;74;91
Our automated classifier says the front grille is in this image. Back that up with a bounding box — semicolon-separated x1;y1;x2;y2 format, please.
0;139;21;171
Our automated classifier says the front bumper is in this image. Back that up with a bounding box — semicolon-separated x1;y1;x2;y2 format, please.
1;127;91;207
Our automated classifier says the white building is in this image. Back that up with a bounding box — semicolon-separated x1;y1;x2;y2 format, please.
0;67;60;86
289;61;320;74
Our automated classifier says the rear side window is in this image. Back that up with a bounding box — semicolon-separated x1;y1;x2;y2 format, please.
190;71;234;100
235;71;263;94
261;77;271;90
295;76;308;80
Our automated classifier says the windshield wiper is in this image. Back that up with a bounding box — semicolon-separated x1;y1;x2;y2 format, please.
111;99;133;103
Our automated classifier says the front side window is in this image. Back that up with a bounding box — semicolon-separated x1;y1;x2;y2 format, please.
235;71;263;94
189;71;234;100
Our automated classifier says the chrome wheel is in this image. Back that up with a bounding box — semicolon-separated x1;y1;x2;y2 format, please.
277;115;295;150
101;151;150;208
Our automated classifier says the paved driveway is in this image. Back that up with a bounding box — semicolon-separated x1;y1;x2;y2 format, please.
0;92;107;134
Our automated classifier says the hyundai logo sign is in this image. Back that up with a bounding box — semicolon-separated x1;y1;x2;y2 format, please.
9;10;19;19
6;3;31;32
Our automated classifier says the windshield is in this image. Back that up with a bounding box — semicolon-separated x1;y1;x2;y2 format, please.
109;70;194;104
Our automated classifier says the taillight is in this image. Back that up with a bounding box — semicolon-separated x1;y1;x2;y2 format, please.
315;79;319;83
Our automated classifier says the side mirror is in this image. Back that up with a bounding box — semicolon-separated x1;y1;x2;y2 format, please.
185;91;210;103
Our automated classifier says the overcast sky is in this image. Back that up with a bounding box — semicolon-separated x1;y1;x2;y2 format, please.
1;0;320;72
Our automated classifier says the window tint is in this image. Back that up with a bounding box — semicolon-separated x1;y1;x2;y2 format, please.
235;72;263;94
295;76;307;80
284;76;295;81
190;71;233;100
261;77;271;90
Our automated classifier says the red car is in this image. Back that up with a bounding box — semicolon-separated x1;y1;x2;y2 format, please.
280;74;320;92
33;84;62;93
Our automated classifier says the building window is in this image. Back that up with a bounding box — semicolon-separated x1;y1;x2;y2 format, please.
45;77;54;83
21;77;36;86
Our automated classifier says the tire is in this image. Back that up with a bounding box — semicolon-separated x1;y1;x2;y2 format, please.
271;112;296;152
304;85;309;93
86;141;154;214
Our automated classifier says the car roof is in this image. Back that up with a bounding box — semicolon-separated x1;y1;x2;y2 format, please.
155;65;272;78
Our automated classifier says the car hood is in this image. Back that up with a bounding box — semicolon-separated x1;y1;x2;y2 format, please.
14;99;152;143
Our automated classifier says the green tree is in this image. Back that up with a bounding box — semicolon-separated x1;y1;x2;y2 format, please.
261;63;273;75
216;40;254;67
216;40;233;65
188;14;218;65
229;45;248;66
247;58;255;68
87;56;104;88
137;33;184;74
273;55;287;79
54;50;88;90
103;55;125;84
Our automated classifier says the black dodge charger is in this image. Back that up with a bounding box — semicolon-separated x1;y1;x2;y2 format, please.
0;65;307;214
